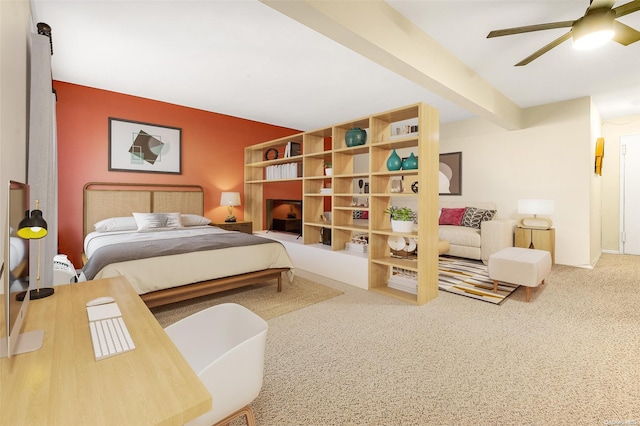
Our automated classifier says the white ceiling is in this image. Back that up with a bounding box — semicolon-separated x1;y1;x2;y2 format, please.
30;0;640;131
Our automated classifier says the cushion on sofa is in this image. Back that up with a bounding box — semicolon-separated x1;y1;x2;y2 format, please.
461;207;497;229
439;208;466;225
439;225;482;248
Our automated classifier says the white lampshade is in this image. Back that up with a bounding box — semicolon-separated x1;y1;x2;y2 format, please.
517;199;555;216
518;199;554;229
220;192;241;207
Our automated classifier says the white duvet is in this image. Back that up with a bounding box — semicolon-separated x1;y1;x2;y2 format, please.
83;226;294;295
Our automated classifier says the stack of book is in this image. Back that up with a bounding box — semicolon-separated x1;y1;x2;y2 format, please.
265;163;299;180
284;142;301;158
387;268;418;294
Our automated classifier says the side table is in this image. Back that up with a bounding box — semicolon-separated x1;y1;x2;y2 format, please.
211;221;253;234
514;227;555;265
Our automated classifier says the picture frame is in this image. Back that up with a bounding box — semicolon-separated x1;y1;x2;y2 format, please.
108;117;182;174
439;151;462;195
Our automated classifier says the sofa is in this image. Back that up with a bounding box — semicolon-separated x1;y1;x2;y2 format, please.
438;201;516;264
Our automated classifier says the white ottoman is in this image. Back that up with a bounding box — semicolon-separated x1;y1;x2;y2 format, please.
488;247;551;302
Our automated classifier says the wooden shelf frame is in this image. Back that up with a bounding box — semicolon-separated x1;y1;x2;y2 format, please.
244;103;439;305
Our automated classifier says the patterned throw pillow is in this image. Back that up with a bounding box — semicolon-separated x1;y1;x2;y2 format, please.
481;209;497;222
353;210;369;219
461;207;497;229
438;208;466;226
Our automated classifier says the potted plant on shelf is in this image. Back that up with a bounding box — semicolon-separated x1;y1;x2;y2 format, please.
324;160;333;176
384;206;416;233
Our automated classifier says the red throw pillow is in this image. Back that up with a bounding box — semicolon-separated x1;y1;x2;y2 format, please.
439;208;466;226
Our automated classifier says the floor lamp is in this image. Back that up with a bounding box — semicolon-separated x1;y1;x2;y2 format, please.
16;200;54;301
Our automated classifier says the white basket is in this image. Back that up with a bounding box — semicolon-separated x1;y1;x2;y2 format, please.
345;242;368;253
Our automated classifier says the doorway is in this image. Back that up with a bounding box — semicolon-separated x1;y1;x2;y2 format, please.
620;134;640;255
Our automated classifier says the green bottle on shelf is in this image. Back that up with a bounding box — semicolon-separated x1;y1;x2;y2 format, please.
345;127;367;147
402;152;418;170
387;149;402;171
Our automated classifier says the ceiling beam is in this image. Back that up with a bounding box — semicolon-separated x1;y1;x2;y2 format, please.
262;0;523;130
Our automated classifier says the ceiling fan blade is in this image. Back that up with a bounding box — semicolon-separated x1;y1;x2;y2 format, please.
488;21;574;38
515;32;573;66
613;21;640;45
587;0;616;12
613;0;640;18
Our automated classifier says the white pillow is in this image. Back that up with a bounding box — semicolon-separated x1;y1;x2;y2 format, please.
94;216;138;232
165;212;182;228
181;214;211;227
133;212;182;231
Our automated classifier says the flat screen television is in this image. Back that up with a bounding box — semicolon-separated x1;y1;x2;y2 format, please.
1;180;44;358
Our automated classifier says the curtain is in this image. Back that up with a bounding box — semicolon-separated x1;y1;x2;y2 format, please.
28;33;58;288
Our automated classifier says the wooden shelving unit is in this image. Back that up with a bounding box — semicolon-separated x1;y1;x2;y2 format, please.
244;103;439;305
244;133;304;230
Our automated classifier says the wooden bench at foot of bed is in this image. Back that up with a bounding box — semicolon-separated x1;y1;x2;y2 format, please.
141;268;290;308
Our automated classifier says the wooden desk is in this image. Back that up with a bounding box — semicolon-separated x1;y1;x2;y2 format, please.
0;276;211;425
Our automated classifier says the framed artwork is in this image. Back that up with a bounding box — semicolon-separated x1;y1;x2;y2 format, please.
439;151;462;195
108;117;182;174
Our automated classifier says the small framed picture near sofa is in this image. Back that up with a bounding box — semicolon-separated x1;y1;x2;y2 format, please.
108;117;182;174
439;151;462;195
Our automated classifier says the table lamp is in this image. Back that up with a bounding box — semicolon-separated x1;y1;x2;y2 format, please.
517;199;554;230
220;192;241;223
16;200;54;300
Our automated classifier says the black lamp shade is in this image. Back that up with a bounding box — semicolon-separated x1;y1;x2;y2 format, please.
17;210;31;235
17;208;48;239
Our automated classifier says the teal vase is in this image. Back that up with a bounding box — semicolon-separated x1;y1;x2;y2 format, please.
386;149;402;171
345;127;367;147
402;152;418;170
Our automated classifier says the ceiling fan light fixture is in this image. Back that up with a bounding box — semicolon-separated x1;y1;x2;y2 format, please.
572;9;615;50
573;29;614;49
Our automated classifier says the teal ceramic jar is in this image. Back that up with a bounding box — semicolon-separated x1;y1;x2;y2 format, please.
402;152;418;170
345;127;367;147
386;149;402;171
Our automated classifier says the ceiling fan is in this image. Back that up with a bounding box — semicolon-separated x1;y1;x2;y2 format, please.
487;0;640;66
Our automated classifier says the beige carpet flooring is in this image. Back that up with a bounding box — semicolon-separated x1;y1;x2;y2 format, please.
239;253;640;425
151;275;343;328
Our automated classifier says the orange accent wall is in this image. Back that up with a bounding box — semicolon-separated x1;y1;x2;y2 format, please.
54;81;299;266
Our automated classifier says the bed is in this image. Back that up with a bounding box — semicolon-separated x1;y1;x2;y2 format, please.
82;182;294;308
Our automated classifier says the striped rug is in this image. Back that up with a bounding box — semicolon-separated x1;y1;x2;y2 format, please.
438;256;519;305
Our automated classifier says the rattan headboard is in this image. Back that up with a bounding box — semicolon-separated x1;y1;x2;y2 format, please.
83;182;204;237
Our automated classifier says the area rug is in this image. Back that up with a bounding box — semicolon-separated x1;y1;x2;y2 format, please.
438;256;519;305
151;275;343;327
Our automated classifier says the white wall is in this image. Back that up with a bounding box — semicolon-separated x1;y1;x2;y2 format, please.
440;97;594;267
589;101;603;266
1;0;32;296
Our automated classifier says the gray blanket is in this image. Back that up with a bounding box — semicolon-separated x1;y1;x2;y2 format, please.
83;232;276;280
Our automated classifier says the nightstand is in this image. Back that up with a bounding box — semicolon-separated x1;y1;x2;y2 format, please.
514;227;555;265
211;221;253;234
